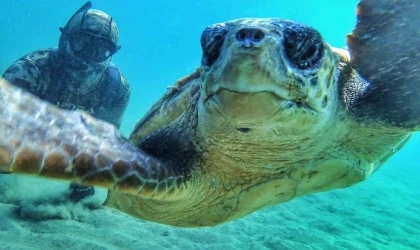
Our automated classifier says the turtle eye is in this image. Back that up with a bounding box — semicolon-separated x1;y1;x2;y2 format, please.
283;25;323;70
201;24;228;68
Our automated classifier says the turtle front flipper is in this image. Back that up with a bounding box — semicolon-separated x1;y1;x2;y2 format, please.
0;79;186;200
130;69;201;144
347;0;420;129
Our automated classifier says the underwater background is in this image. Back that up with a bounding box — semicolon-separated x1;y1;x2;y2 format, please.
0;0;419;249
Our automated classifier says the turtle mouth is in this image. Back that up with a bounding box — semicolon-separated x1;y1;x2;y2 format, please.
204;88;319;114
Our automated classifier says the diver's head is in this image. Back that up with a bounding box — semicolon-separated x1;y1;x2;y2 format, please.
58;2;120;81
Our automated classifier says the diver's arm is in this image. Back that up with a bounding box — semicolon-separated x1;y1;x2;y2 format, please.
2;56;41;94
110;82;131;129
97;75;131;129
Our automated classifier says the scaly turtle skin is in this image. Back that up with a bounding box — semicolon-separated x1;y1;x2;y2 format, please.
0;0;419;227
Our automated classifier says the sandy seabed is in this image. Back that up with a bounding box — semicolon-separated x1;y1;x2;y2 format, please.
0;142;419;250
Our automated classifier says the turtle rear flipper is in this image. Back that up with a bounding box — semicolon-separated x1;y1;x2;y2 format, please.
347;0;420;129
0;79;186;200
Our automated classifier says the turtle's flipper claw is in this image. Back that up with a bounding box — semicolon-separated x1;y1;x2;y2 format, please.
347;0;420;129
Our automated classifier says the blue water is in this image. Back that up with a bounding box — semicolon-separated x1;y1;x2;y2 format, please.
1;0;419;249
1;0;360;135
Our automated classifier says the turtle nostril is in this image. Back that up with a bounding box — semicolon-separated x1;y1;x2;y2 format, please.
236;28;266;45
236;29;247;41
252;30;265;42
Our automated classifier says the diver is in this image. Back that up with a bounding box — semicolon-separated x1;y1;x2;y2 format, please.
1;2;131;203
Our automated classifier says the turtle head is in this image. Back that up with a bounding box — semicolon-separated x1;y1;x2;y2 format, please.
198;18;340;139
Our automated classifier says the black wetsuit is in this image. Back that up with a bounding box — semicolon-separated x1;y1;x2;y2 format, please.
2;48;130;128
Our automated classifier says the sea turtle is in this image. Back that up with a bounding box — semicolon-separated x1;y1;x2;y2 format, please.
0;0;419;227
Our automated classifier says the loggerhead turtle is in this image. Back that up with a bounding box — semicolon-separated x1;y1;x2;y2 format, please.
0;0;419;227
